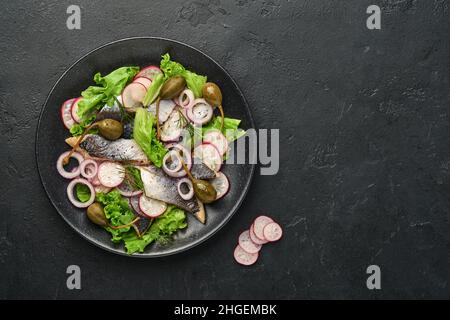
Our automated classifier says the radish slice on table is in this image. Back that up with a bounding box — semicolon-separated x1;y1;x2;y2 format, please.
97;162;125;187
67;178;95;208
160;110;182;142
263;222;283;242
148;99;177;123
177;89;194;109
210;172;229;200
186;99;213;125
57;151;83;179
117;181;143;197
139;194;167;218
162;150;183;176
80;159;98;180
130;196;147;217
122;82;146;109
133;76;152;89
253;215;274;241
177;178;194;200
136;65;162;80
60;98;76;129
203;129;228;156
194;143;222;172
238;230;262;254
249;224;269;244
234;244;259;266
71;97;82;123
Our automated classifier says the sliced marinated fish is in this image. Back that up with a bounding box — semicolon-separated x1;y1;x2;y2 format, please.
65;134;148;164
191;157;216;180
140;166;199;213
96;96;123;122
148;99;177;124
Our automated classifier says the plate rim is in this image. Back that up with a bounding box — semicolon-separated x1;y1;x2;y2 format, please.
35;36;256;258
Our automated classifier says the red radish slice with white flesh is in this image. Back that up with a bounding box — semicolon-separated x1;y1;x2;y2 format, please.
71;97;82;123
60;98;76;129
160;110;182;142
67;178;95;208
249;224;269;244
139;194;167;218
133;76;152;89
238;230;262;254
148;99;177;123
122;82;146;109
210;172;230;200
57;151;84;179
194;143;222;172
253;215;274;241
136;65;162;80
130;196;147;217
263;222;283;242
94;185;111;194
234;245;259;266
203;129;228;156
97;162;125;187
117;181;143;197
186;98;213;125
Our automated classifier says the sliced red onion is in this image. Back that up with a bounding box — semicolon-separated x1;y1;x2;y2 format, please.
177;178;194;200
67;178;95;208
178;89;195;109
162;150;183;176
117;181;143;197
164;143;192;177
57;151;84;179
186;99;213;125
80;159;98;179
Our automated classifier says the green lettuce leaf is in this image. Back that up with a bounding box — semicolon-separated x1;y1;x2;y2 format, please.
203;116;246;142
75;184;91;203
160;53;207;98
133;108;168;167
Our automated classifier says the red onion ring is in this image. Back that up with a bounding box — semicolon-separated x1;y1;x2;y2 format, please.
117;181;143;197
162;150;183;176
67;178;95;208
178;89;194;109
80;159;98;179
164;143;192;178
57;151;84;179
177;178;194;200
186;99;213;125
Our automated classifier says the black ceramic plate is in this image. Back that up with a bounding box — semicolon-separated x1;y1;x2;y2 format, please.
36;37;255;258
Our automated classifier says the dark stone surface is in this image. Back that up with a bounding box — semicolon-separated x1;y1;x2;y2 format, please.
0;0;449;299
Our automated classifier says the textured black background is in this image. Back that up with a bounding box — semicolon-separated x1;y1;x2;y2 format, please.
1;0;450;299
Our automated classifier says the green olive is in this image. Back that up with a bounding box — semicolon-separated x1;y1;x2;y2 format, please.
202;82;224;131
86;203;109;227
160;76;186;100
97;119;123;140
193;179;217;204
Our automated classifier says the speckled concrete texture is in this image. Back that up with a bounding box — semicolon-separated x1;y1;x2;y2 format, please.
0;0;449;299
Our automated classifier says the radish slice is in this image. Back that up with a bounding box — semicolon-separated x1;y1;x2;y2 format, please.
250;224;269;245
139;195;167;218
136;65;162;80
210;172;229;200
133;76;152;89
253;216;274;241
194;143;222;172
117;182;143;197
263;222;283;242
71;97;82;123
97;162;125;187
234;245;259;266
148;99;177;123
204;129;228;156
60;98;76;129
94;185;111;194
130;196;147;217
122;82;146;109
67;178;95;208
80;159;98;180
57;151;83;179
238;230;262;254
186;99;213;125
162;150;183;176
161;110;182;142
177;178;194;200
177;89;194;109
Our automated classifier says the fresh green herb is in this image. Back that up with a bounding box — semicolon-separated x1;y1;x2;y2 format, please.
124;166;144;191
133;108;168;167
77;66;139;122
143;73;164;106
160;53;207;98
76;184;91;203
